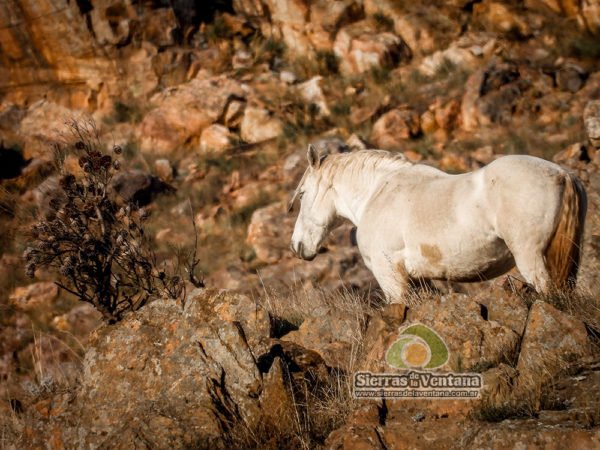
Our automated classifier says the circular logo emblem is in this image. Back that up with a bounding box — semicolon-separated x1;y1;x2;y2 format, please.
386;323;449;370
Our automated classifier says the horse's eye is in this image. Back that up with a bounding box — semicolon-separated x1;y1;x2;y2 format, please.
299;192;304;200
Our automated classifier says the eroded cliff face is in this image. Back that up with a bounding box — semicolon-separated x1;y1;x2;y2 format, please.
2;2;600;448
0;0;236;108
1;0;600;109
1;0;103;106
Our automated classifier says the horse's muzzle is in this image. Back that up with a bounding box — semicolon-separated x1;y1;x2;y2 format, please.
290;241;316;261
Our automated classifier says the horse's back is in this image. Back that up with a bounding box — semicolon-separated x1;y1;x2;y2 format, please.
376;155;564;276
480;155;567;247
482;155;567;187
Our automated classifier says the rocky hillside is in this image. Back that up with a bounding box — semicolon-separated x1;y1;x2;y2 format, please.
1;0;600;448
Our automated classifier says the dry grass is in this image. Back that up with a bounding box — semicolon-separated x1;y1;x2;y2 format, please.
143;147;281;275
474;285;599;423
0;404;23;450
474;354;570;423
229;344;362;449
0;327;86;449
24;330;83;396
224;286;378;448
534;288;600;347
259;284;381;335
287;51;340;81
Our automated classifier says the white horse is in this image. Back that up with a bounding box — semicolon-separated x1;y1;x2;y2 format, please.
289;146;586;302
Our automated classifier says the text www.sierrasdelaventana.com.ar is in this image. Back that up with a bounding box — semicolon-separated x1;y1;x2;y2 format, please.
353;371;482;399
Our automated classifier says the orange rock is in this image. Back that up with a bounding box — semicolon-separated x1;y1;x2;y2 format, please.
9;282;59;311
240;106;283;143
516;301;591;393
334;20;410;75
200;124;236;154
138;76;245;154
371;109;420;150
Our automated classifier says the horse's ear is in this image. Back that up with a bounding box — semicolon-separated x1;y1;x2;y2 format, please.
307;144;320;169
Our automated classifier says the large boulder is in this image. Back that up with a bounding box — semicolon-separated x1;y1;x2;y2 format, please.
333;20;410;75
252;0;363;56
362;292;522;374
584;99;600;148
281;305;365;369
18;100;82;158
240;105;283;144
326;388;600;450
15;289;354;449
516;301;592;391
0;0;103;95
471;423;600;449
47;290;272;448
200;124;236;154
417;34;498;77
262;0;313;56
363;0;462;55
138;75;245;154
370;108;421;149
460;62;523;131
526;0;600;34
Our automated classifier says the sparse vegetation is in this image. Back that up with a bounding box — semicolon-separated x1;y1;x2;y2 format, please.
535;289;600;345
204;14;233;42
287;51;340;81
228;361;360;449
474;402;536;423
370;65;392;85
3;1;600;447
281;101;325;144
104;101;144;125
23;120;202;323
223;287;376;449
252;37;286;67
568;33;600;59
373;12;395;32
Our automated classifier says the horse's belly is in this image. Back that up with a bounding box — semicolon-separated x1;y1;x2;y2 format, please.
405;238;515;282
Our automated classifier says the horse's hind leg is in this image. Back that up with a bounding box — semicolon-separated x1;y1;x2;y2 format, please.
510;247;551;293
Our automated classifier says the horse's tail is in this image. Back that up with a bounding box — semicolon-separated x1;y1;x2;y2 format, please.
545;172;587;290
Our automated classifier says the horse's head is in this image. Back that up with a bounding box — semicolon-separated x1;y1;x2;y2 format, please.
289;145;336;261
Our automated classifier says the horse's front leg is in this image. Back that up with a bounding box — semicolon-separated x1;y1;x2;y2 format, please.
371;254;410;304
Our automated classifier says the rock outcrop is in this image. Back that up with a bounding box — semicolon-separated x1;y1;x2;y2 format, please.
2;1;600;448
138;76;245;154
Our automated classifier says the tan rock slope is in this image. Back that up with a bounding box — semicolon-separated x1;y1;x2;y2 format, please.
1;1;600;448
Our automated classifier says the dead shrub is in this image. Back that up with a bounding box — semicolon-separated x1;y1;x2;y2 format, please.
23;120;202;323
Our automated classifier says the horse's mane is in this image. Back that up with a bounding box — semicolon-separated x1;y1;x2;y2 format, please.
320;149;413;181
288;149;412;211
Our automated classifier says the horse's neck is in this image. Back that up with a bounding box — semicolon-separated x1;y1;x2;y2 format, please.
328;156;446;225
330;165;393;226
